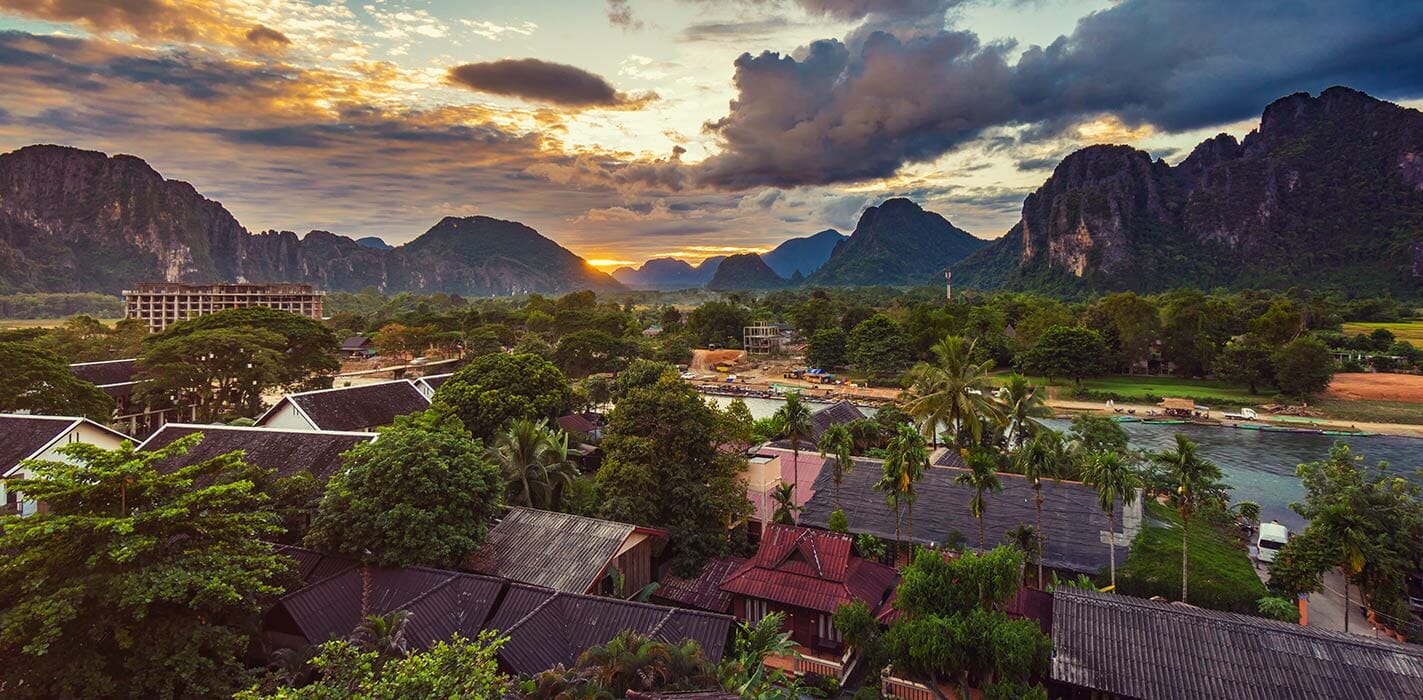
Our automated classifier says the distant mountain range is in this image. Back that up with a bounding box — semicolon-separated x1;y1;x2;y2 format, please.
954;87;1423;295
0;145;622;296
761;229;846;278
612;229;844;291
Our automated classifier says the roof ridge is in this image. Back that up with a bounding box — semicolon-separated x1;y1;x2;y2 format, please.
144;423;379;438
505;505;640;532
286;379;420;398
504;589;562;634
395;573;461;612
67;358;138;366
647;608;677;638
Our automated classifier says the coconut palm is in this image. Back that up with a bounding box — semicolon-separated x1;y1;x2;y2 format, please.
773;392;815;491
885;424;929;543
769;482;800;524
999;373;1052;447
955;451;1002;551
1082;451;1141;590
874;457;906;558
902;335;1004;447
487;417;578;510
1151;433;1223;603
1014;428;1066;586
350;610;410;660
1005;523;1039;583
577;630;675;695
817;422;855;510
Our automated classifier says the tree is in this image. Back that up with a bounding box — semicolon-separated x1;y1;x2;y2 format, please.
463;326;505;357
151;306;339;390
817;422;855;510
1159;290;1223;378
375;322;435;359
576;631;713;697
306;410;503;569
554;329;638;378
903;335;1002;447
137;326;288;420
1082;451;1141;589
1017;325;1107;386
956;451;1003;551
1067;414;1129;458
686;300;750;347
512;334;554;359
805;327;848;369
1014;429;1067;585
874;454;906;558
999;374;1051;446
1085;292;1160;372
1250;301;1303;346
1005;524;1038;583
434;352;570;441
486;418;577;510
773;392;814;490
0;436;291;699
0;341;113;420
885;424;929;543
612;358;676;402
770;482;800;524
241;632;510;699
847;314;912;380
596;374;751;573
1214;334;1275;393
1272;335;1335;400
1151;433;1223;603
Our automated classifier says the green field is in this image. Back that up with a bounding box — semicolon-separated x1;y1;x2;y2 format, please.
0;317;123;329
1019;375;1260;406
1341;321;1423;344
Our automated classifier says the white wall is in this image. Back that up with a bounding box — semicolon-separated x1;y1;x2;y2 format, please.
2;422;125;516
257;402;317;431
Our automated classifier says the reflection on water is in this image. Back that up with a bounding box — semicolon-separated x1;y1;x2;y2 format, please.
703;393;1421;531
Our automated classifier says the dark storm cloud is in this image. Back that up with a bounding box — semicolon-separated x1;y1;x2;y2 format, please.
697;0;1423;188
447;58;652;108
245;25;291;47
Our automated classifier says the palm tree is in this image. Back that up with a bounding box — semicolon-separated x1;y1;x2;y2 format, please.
350;610;411;660
1015;429;1065;587
577;630;674;695
874;457;906;558
773;392;815;491
487;418;577;510
1152;433;1223;603
769;482;800;524
1082;451;1141;590
885;424;929;544
902;335;1004;447
955;451;1002;551
999;373;1052;447
817;422;855;510
1006;523;1039;583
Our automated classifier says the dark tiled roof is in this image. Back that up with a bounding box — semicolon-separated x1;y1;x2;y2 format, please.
800;459;1129;575
340;336;373;351
0;414;81;475
140;424;373;482
1051;589;1423;700
416;373;452;392
69;359;138;396
719;524;897;614
273;544;357;584
657;556;746;613
275;565;505;647
276;380;430;431
768;400;867;449
932;447;967;468
465;507;638;593
486;583;733;675
556;413;598;434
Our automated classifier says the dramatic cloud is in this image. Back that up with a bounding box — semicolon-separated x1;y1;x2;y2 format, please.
606;0;641;30
0;0;288;50
245;25;290;47
448;58;652;108
696;0;1423;188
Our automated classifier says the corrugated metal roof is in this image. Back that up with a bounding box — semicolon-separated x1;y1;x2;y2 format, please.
768;401;866;449
465;507;638;593
487;583;733;675
719;524;897;614
556;413;598;434
140;424;373;482
657;556;746;613
272;544;357;584
69;359;138;396
1051;589;1423;700
801;458;1131;575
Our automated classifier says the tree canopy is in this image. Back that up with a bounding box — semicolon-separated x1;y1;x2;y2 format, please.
0;341;113;420
433;352;570;441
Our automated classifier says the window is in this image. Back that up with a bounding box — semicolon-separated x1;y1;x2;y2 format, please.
817;613;842;643
746;598;770;623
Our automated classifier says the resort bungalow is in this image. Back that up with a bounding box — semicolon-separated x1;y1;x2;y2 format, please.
1050;588;1423;699
339;335;375;358
464;507;667;596
256;379;430;432
718;524;898;680
800;456;1141;578
138;423;375;483
412;372;453;400
69;358;190;436
0;414;128;515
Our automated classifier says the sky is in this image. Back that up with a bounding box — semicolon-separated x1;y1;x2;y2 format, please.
0;1;1421;270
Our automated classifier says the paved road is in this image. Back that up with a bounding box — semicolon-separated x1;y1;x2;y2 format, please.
1306;570;1392;639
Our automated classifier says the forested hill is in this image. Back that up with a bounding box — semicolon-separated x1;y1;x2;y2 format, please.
808;198;987;286
0;145;622;296
953;87;1423;297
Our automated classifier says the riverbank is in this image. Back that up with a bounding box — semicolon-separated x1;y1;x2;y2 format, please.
1046;398;1423;439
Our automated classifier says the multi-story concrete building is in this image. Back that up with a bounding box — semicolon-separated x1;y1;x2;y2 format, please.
123;282;324;333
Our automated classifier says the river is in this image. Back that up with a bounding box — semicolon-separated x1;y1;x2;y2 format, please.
704;395;1423;531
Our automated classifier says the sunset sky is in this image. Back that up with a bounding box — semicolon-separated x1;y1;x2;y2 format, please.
0;1;1419;269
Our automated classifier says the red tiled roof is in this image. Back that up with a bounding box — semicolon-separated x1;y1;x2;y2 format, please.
718;524;897;614
555;413;598;434
657;556;746;613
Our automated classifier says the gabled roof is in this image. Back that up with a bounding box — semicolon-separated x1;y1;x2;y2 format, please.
340;336;373;351
486;583;733;675
258;380;430;431
414;372;453;395
719;524;897;614
465;507;657;593
555;413;598;434
768;400;866;449
69;358;138;396
0;414;127;477
272;544;358;584
1051;588;1423;700
138;424;374;482
275;565;506;647
657;556;746;613
800;458;1133;575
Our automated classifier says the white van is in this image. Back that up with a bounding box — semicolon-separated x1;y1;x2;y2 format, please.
1257;522;1289;563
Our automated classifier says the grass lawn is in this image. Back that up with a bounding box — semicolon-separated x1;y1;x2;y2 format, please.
1341;321;1423;344
0;317;123;329
1116;501;1266;615
1019;374;1261;407
1310;398;1423;425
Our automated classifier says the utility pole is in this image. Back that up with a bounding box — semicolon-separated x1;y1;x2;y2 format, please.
945;268;952;303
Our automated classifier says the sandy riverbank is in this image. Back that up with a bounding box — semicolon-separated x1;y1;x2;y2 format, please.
1047;398;1423;439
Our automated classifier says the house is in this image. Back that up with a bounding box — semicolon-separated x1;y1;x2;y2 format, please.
464;507;667;595
0;414;128;515
138;423;374;483
265;556;733;677
256;380;430;432
799;457;1141;577
340;335;375;358
487;583;733;676
413;372;453;400
743;447;828;531
69;358;189;437
1050;588;1423;700
656;556;746;614
718;524;897;678
556;412;602;440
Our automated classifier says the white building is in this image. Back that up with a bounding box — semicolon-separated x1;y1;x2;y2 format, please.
1;414;129;515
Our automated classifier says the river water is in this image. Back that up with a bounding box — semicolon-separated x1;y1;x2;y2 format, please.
704;395;1423;531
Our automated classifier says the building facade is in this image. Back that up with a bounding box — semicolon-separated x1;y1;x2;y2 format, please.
123;282;324;333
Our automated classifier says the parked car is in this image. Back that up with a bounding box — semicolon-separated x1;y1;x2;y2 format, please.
1256;521;1289;563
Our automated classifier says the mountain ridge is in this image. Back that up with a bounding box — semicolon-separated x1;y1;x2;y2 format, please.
808;198;988;286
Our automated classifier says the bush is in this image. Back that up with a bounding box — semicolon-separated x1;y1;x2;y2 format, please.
828;509;849;533
1256;596;1301;623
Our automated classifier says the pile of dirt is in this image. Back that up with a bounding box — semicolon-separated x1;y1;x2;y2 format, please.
690;349;746;373
1323;373;1423;404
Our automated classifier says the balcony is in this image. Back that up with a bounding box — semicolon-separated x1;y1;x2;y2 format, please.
763;645;850;681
